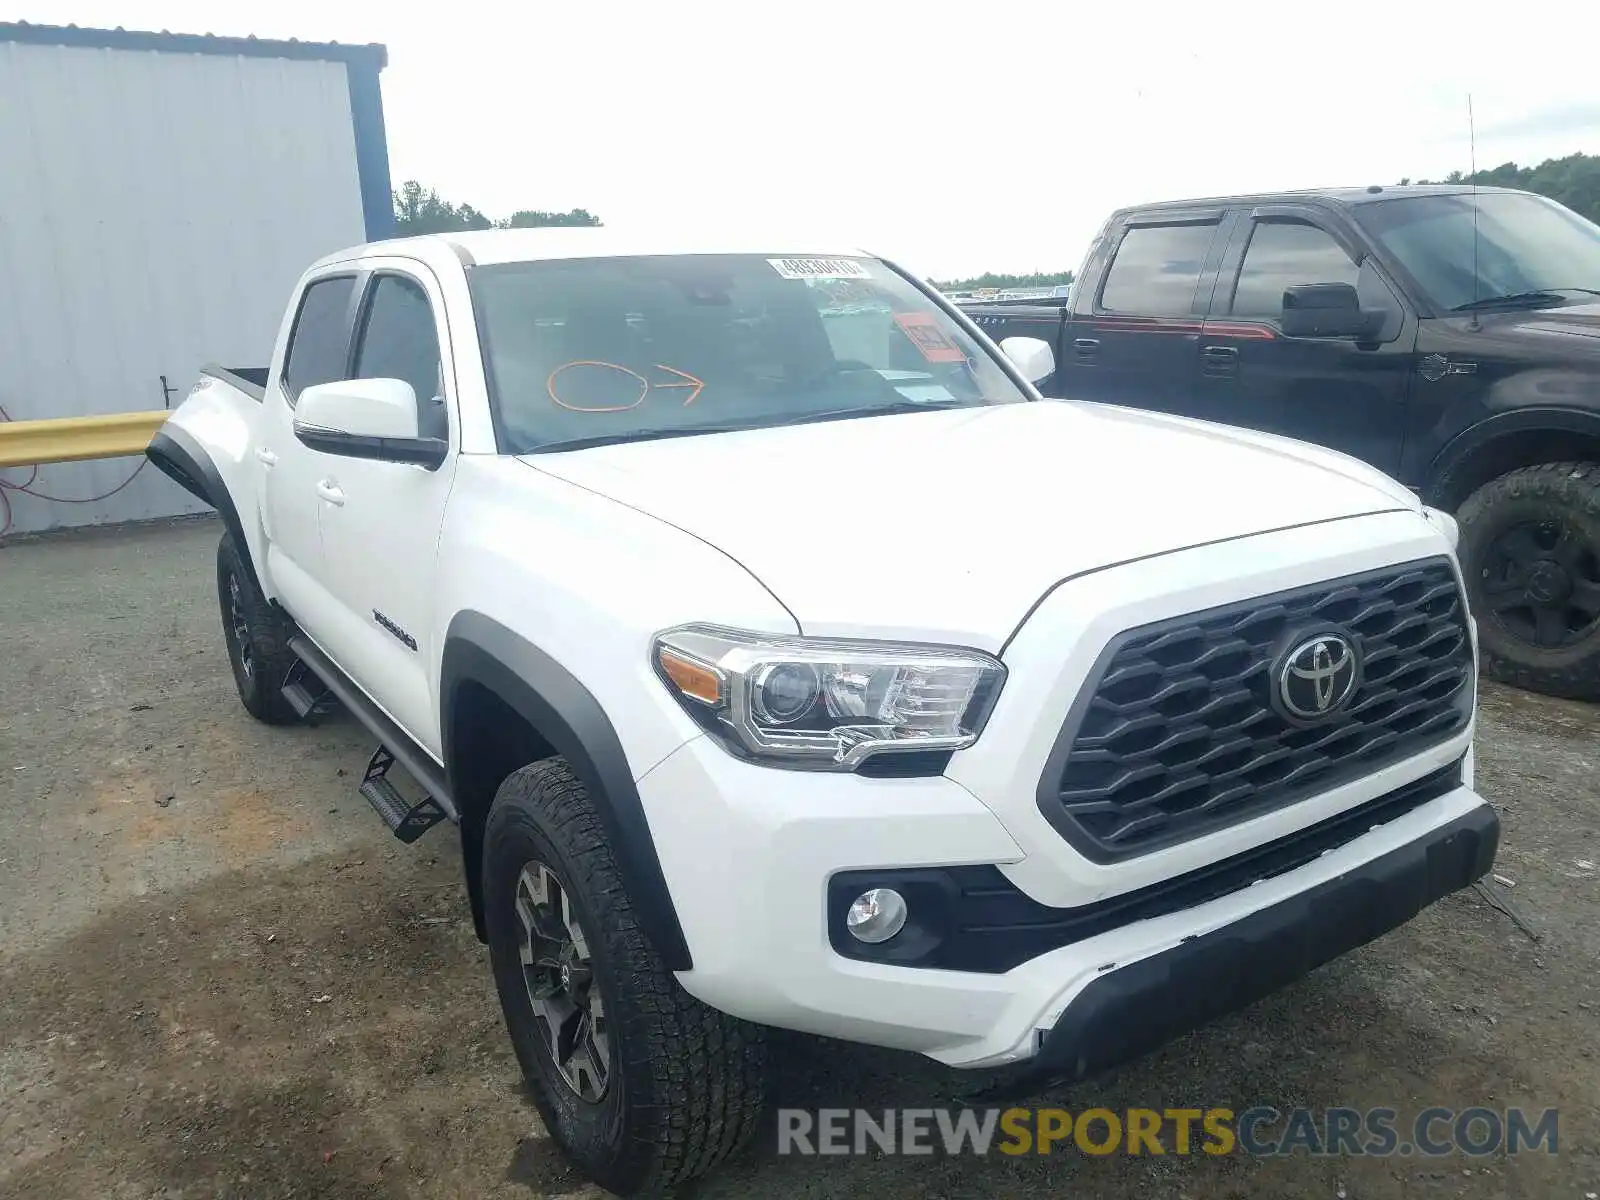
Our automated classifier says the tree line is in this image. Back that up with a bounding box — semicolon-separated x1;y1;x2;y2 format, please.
933;269;1076;292
392;180;601;234
1401;151;1600;224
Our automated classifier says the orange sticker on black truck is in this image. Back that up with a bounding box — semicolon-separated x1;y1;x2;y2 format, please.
893;312;968;363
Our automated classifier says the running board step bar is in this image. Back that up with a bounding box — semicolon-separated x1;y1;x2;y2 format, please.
280;659;337;724
285;634;458;830
360;746;448;843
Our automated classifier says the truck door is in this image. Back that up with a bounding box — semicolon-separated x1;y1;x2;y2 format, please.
1194;208;1416;475
1053;212;1228;414
312;265;458;757
259;273;359;641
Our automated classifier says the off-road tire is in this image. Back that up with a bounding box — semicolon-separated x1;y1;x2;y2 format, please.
1457;461;1600;701
215;532;300;724
483;760;768;1196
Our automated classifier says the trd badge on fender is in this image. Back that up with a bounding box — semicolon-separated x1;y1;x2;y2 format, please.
1274;631;1361;722
373;609;418;651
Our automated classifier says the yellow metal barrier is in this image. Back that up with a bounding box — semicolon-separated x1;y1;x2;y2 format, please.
0;411;168;469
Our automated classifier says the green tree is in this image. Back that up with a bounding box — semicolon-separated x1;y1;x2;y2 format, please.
391;181;492;234
934;269;1075;292
504;208;602;228
1406;152;1600;224
391;181;604;235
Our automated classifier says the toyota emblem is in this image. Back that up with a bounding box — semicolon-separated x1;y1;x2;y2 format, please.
1275;632;1361;722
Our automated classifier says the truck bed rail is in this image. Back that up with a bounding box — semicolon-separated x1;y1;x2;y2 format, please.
201;363;268;402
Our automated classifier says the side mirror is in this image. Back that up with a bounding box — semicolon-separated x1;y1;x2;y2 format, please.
999;336;1056;384
1280;283;1384;339
294;378;447;468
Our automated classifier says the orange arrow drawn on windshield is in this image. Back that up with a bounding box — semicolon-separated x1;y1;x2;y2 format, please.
653;364;705;406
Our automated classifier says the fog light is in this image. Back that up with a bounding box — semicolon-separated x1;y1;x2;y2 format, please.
846;888;908;944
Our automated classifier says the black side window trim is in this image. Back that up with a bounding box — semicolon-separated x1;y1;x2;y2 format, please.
1224;217;1360;317
1248;205;1367;263
281;272;361;407
349;269;443;382
348;267;456;445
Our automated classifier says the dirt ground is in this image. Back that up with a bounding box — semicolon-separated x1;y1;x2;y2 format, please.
1;515;1596;1200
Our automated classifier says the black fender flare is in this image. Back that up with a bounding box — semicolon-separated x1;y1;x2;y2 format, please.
1425;405;1600;505
440;611;693;971
146;425;264;598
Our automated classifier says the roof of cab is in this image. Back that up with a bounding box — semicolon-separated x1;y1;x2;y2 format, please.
318;227;878;270
1112;183;1533;217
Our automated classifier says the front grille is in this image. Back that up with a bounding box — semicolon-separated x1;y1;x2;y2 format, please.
1038;557;1473;861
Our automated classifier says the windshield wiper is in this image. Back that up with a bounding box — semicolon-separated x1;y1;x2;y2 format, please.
1452;290;1567;312
524;424;765;454
524;402;970;453
755;400;969;429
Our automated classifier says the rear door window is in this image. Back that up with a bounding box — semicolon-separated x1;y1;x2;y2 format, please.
282;276;357;404
1098;222;1220;316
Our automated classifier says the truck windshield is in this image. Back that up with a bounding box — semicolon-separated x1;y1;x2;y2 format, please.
468;253;1028;453
1354;191;1600;314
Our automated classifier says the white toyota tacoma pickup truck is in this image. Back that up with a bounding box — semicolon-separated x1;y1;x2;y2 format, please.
149;230;1498;1195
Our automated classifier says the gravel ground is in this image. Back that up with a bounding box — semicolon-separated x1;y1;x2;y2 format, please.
1;515;1597;1199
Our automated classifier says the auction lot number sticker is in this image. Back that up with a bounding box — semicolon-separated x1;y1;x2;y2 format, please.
769;257;874;280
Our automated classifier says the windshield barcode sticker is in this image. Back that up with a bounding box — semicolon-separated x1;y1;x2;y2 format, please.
768;257;873;281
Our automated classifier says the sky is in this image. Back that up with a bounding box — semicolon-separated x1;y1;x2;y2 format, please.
17;0;1600;279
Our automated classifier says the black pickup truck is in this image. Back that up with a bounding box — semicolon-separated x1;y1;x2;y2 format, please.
962;184;1600;701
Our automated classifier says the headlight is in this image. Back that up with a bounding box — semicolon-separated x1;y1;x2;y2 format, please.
652;625;1006;770
1423;505;1460;550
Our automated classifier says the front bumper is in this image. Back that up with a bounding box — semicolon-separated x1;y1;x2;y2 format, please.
1033;799;1497;1078
638;732;1496;1068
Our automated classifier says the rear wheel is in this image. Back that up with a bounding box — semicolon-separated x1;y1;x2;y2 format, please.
1457;461;1600;700
215;532;300;724
483;760;768;1196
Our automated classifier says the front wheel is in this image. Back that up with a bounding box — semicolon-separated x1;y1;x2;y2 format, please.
483;760;768;1196
1457;461;1600;700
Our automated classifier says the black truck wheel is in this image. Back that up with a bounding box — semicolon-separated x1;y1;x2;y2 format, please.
215;532;301;724
483;760;768;1196
1457;462;1600;701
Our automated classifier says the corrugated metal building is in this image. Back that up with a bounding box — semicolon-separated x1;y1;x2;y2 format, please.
0;21;392;535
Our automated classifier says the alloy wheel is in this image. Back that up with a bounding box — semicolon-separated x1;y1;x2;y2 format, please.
1481;518;1600;649
515;861;611;1103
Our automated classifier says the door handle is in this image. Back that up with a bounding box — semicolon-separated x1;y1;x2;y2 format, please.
315;480;345;506
1200;345;1239;377
255;448;278;467
1072;337;1100;360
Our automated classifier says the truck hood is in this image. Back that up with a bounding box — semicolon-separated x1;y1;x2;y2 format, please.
1476;301;1600;347
521;401;1417;649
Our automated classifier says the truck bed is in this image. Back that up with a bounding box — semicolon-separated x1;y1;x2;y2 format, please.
957;302;1067;322
956;303;1068;385
200;363;268;402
